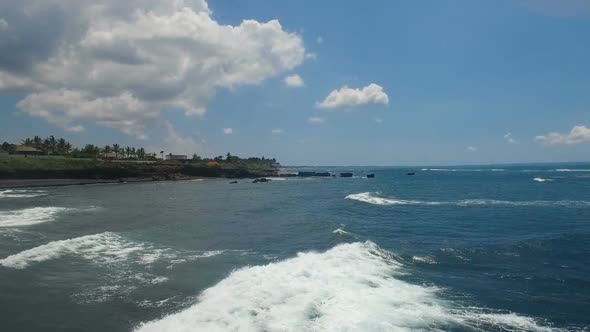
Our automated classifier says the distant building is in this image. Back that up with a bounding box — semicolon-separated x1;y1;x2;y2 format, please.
166;154;188;160
14;145;42;157
101;152;117;160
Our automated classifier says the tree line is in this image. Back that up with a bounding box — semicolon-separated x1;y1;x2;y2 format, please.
1;136;154;160
1;136;279;165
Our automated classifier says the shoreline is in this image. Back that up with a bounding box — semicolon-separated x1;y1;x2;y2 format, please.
0;177;204;189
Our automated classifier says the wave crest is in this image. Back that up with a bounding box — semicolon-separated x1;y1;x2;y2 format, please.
346;192;590;208
0;207;70;227
0;189;47;199
134;241;558;332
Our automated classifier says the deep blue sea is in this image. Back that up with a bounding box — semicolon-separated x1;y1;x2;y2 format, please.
1;164;589;331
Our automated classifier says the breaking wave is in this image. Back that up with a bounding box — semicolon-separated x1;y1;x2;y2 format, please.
134;241;559;332
346;192;590;208
332;228;355;236
0;189;47;199
533;178;553;182
0;232;223;269
0;207;71;227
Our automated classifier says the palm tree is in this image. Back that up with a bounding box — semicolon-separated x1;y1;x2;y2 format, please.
131;147;136;159
21;138;33;146
125;146;131;159
57;138;67;155
160;151;164;160
137;147;145;160
112;144;120;159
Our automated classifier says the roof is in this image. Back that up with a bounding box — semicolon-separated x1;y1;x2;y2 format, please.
15;145;41;152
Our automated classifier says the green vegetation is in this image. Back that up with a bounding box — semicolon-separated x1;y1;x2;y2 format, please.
1;135;280;180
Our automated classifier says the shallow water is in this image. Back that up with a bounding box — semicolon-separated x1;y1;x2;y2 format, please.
1;164;589;331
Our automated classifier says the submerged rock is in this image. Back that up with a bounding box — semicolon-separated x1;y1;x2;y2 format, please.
367;174;375;178
340;173;353;178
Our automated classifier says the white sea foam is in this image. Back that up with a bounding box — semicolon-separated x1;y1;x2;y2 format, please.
346;192;590;208
555;169;590;172
266;177;287;181
0;207;70;227
412;255;438;265
135;241;558;332
0;232;224;269
533;177;553;182
332;228;354;236
345;192;430;206
0;189;47;198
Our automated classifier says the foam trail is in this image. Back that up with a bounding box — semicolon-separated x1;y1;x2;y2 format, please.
346;192;590;208
0;232;223;269
345;192;429;206
533;178;553;182
135;242;559;332
0;189;47;199
0;207;69;227
332;228;354;236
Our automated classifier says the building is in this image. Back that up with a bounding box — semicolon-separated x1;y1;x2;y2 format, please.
166;154;188;160
14;145;42;157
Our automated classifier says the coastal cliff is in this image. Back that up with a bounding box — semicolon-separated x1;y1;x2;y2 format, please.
0;158;277;180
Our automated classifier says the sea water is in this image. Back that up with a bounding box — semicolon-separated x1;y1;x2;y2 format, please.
1;164;589;331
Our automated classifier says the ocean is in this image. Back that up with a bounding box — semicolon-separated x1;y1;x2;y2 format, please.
1;164;589;331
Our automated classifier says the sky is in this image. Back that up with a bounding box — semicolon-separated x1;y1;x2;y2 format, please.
1;0;589;166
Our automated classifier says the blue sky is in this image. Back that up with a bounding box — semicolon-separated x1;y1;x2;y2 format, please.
1;0;589;165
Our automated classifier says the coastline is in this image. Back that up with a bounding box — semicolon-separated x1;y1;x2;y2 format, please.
0;177;203;189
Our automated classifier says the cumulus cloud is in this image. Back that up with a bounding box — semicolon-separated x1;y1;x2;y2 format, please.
271;128;284;134
284;74;304;87
223;128;233;135
0;0;306;138
467;146;478;152
504;132;519;144
308;117;324;124
305;53;317;60
163;121;203;155
535;125;590;145
316;84;389;110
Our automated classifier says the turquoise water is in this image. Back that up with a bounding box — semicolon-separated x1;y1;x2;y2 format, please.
1;164;589;331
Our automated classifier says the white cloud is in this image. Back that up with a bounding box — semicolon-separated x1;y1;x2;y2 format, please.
467;146;478;152
0;18;7;30
223;128;233;135
316;84;389;110
504;132;519;144
305;53;317;60
271;128;284;134
308;117;324;124
375;118;383;124
283;74;304;88
316;36;323;44
163;121;203;155
535;125;590;145
1;0;307;138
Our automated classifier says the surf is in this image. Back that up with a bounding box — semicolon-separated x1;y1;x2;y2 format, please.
134;241;558;332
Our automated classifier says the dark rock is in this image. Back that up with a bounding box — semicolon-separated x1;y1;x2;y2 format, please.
406;172;416;176
279;173;297;177
367;174;375;178
297;171;331;177
229;181;239;184
340;172;353;178
253;178;270;183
